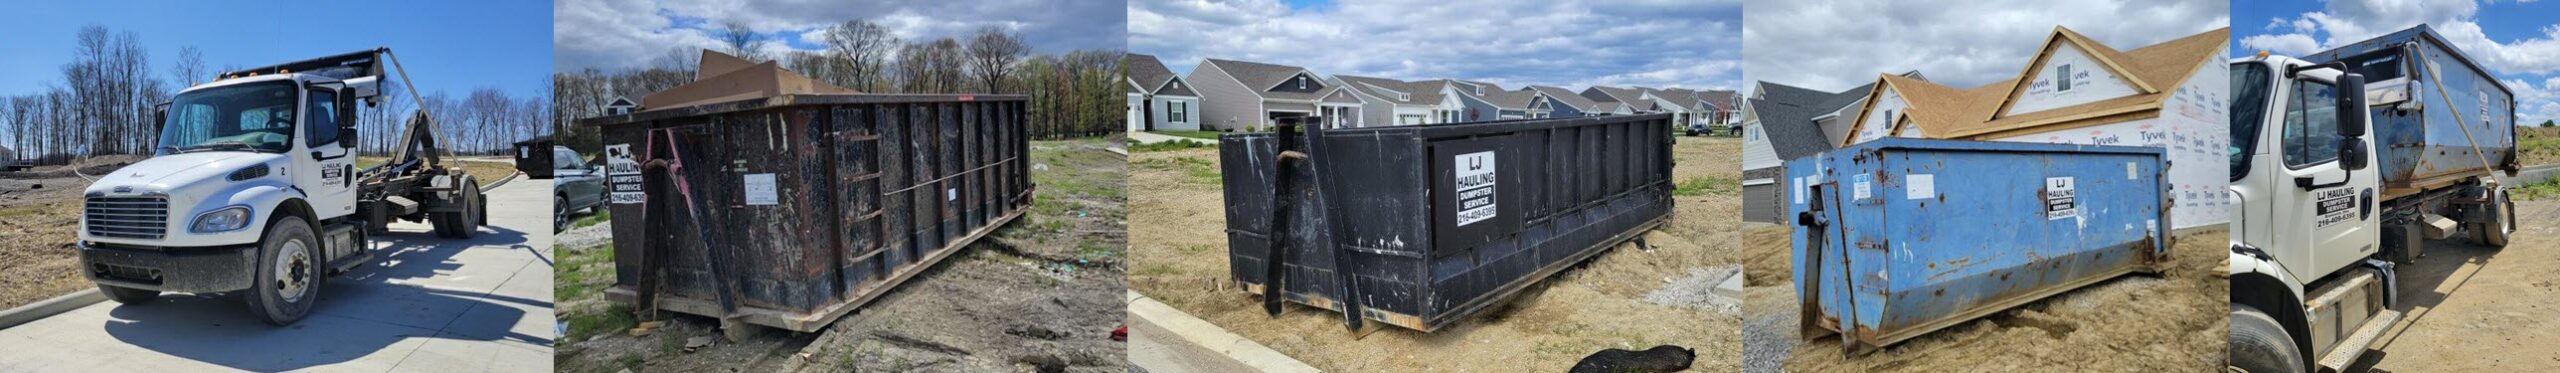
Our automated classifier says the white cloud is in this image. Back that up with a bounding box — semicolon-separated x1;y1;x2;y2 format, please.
2243;0;2560;125
1130;0;1743;90
1743;0;2228;92
2242;33;2323;56
555;0;1124;71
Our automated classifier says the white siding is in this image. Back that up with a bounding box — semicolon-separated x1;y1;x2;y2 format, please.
2008;43;2140;115
1849;87;1906;145
1990;51;2227;229
1741;122;1780;172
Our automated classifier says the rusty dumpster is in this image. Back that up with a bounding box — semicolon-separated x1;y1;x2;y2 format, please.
584;94;1031;332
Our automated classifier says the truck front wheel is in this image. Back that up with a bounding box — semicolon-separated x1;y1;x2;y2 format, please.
2230;304;2305;373
245;217;322;326
98;285;158;304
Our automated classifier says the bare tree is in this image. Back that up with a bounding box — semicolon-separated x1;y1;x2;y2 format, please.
715;22;766;62
965;26;1028;93
172;46;207;87
822;20;897;92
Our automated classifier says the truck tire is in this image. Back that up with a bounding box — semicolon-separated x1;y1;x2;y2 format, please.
433;177;482;238
245;217;322;326
2230;304;2305;373
2470;191;2513;248
98;284;158;304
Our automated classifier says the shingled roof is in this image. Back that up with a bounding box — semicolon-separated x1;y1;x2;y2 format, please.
1127;53;1179;94
1748;81;1870;160
1526;85;1603;112
1200;58;1327;101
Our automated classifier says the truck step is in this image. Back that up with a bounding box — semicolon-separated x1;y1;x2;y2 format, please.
2316;309;2401;372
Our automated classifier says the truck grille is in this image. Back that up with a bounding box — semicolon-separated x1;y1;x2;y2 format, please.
86;196;168;239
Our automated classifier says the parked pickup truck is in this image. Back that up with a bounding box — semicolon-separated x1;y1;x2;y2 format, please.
2225;25;2518;373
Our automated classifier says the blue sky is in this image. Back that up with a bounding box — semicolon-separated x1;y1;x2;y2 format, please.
0;1;552;99
1130;0;1744;91
2234;0;2560;126
554;0;1126;71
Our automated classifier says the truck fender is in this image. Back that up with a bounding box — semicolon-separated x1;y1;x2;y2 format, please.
2229;244;2312;364
191;179;308;236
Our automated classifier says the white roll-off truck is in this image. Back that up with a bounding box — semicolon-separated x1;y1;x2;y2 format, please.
2225;25;2518;373
76;48;488;325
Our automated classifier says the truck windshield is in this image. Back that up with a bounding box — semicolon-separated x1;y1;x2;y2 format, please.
2230;62;2272;181
157;81;297;155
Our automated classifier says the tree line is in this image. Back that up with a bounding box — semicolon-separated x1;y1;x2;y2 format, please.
553;20;1125;148
0;25;550;165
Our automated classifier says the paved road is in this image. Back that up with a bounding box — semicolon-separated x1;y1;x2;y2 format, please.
0;179;554;372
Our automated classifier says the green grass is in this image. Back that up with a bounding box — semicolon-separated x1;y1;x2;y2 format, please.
2520;126;2560;166
1672;175;1742;197
1132;157;1219;184
1130;140;1214;152
1149;130;1225;140
2514;177;2560;201
561;304;636;345
570;210;612;229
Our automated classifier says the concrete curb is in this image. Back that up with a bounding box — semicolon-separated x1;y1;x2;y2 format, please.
1107;147;1129;156
482;171;523;192
1126;290;1320;373
0;289;105;330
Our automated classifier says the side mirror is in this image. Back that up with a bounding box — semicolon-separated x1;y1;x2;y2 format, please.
338;126;358;148
2335;73;2367;138
2339;137;2369;171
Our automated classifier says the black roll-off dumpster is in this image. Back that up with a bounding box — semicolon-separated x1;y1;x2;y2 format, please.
583;83;1031;331
1221;113;1675;332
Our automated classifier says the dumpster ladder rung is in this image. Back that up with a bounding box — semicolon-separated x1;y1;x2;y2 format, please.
2316;309;2401;372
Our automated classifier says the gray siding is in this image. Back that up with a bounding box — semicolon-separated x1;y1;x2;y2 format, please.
1187;62;1263;131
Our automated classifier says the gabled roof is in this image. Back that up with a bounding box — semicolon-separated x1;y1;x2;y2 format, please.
1583;86;1651;105
1199;58;1326;101
1336;75;1442;105
1127;53;1181;95
1696;90;1737;111
1319;86;1362;104
1526;85;1602;111
1955;27;2228;137
1750;80;1881;160
1479;89;1538;110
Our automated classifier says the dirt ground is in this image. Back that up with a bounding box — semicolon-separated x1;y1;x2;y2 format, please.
1741;223;2227;371
553;138;1129;373
1126;135;1744;372
2351;199;2560;372
0;156;149;310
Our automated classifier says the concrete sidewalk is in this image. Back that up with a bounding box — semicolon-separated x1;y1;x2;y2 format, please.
0;180;556;372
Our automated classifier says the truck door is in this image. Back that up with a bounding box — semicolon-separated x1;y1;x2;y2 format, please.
299;87;357;218
2271;78;2377;274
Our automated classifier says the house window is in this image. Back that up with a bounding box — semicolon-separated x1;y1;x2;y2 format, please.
1170;102;1188;122
1296;77;1307;90
2056;64;2073;91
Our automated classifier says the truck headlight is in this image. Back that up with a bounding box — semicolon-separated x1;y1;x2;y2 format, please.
191;205;253;233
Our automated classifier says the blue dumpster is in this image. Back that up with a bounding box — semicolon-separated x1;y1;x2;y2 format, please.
1786;138;2170;355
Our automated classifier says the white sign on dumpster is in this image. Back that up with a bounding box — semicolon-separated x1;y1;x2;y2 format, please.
1454;151;1498;226
743;173;778;205
606;143;644;204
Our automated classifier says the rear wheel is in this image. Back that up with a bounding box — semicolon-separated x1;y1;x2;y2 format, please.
2230;304;2305;373
98;285;158;304
433;176;483;238
2470;190;2513;248
245;217;321;325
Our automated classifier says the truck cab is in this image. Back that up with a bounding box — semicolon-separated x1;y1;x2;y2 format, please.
76;49;485;326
